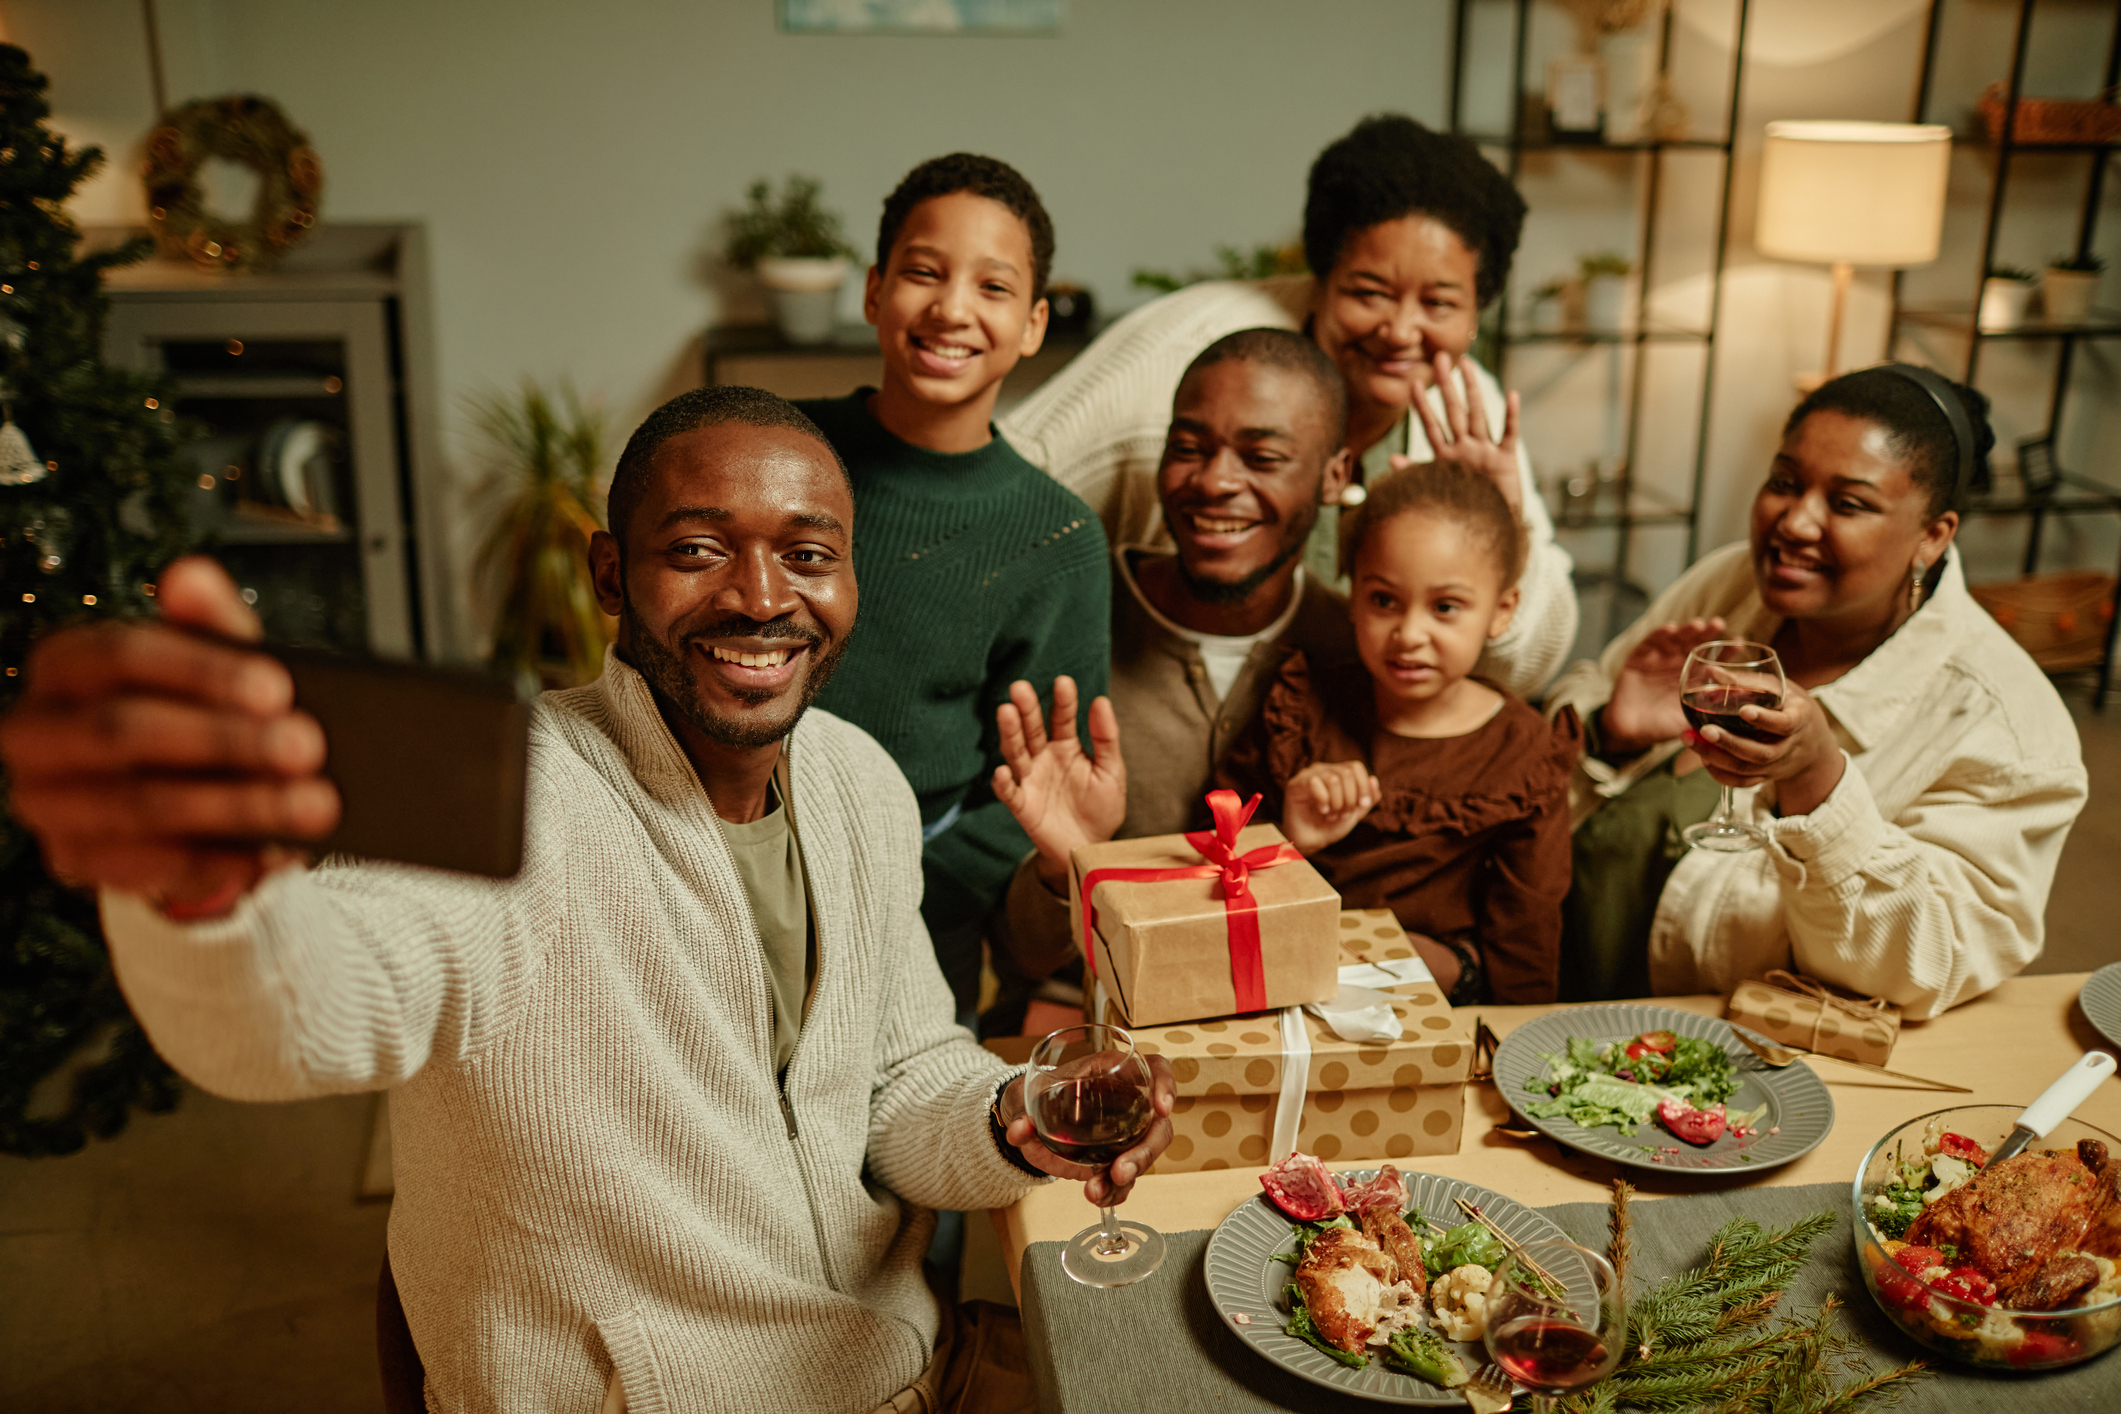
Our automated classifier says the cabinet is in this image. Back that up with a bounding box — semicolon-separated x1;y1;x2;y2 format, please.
1450;0;1751;647
1887;0;2121;704
95;224;446;659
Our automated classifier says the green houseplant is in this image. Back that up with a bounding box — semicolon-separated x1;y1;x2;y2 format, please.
1979;264;2037;331
1579;251;1633;333
2042;252;2106;326
470;382;612;689
726;176;859;344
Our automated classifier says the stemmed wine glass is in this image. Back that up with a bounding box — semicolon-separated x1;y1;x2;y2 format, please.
1679;638;1787;853
1483;1240;1625;1414
1026;1023;1165;1288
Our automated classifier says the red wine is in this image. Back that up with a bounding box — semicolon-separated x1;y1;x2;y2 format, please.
1681;684;1781;743
1491;1317;1612;1394
1031;1072;1151;1167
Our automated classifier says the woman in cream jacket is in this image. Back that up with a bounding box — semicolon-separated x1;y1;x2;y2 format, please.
1548;366;2086;1019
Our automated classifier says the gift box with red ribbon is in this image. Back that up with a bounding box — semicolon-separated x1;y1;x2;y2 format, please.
1068;790;1341;1028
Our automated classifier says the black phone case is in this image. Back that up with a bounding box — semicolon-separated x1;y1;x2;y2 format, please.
275;648;530;879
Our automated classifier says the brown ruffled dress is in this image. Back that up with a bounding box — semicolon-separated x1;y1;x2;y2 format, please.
1217;651;1583;1005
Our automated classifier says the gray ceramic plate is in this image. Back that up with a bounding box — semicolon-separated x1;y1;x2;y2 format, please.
2081;962;2121;1052
1202;1167;1568;1405
1492;1003;1834;1175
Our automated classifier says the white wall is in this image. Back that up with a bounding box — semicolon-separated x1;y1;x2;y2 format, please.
11;0;2119;659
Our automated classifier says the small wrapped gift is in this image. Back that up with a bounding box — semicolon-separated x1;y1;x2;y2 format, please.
1070;790;1340;1028
1726;969;1901;1065
1094;910;1472;1173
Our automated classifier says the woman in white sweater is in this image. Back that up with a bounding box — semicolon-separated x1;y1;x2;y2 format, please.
1548;366;2086;1019
1000;114;1576;699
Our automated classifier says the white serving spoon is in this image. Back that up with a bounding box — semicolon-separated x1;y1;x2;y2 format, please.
1986;1050;2119;1166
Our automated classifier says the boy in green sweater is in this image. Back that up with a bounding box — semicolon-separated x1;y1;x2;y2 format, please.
800;154;1110;1025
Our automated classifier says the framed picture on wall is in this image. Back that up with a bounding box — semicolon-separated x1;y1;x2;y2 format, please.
777;1;1062;34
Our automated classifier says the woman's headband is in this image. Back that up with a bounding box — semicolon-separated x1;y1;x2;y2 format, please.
1875;363;1974;509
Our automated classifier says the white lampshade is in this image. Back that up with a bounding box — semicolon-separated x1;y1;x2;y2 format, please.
1756;121;1952;267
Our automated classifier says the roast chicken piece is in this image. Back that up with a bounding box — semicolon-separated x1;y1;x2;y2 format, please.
1297;1227;1406;1352
1360;1206;1428;1298
1906;1138;2120;1310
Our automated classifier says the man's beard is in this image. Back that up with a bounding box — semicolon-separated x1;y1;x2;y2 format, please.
1175;503;1317;605
623;603;847;750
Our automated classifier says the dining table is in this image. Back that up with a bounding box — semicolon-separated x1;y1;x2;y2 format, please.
992;970;2121;1412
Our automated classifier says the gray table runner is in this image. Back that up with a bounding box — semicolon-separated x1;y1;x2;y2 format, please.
1020;1181;2121;1413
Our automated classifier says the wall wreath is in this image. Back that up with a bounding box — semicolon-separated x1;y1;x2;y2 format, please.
142;95;322;271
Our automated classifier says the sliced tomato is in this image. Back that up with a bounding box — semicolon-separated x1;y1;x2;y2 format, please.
2007;1328;2079;1368
1655;1096;1726;1145
1938;1132;1990;1166
1894;1246;1945;1277
1625;1041;1650;1059
1869;1251;1930;1311
1933;1267;1998;1307
1634;1030;1678;1054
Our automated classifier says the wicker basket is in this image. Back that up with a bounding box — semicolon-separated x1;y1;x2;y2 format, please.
1980;83;2121;145
1968;572;2116;671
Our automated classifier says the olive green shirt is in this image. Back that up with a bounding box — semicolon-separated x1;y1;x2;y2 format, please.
716;777;811;1075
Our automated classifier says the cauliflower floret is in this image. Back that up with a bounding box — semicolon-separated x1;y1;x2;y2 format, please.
1430;1263;1493;1341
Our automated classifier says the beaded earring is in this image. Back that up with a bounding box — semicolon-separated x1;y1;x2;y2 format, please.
1910;560;1927;612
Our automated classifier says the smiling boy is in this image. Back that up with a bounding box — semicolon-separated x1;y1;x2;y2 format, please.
799;154;1110;1021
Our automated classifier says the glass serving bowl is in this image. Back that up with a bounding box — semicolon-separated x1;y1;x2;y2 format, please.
1851;1105;2121;1372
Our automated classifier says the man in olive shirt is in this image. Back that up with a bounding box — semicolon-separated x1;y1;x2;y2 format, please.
987;329;1357;998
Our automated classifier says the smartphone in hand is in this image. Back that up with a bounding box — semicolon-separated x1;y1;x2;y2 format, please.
276;648;529;878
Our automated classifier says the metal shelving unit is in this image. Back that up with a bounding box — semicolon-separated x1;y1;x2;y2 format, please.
1888;0;2121;705
1449;0;1752;642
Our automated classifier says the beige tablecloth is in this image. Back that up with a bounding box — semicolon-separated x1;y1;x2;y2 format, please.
995;971;2121;1291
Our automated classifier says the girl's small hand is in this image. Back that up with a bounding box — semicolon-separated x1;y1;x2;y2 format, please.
1686;680;1846;817
1395;352;1524;518
1601;617;1728;754
1280;761;1382;855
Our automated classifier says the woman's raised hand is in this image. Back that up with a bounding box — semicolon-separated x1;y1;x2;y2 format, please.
1395;352;1524;518
993;675;1127;893
1687;680;1848;819
1600;617;1728;755
1280;760;1382;856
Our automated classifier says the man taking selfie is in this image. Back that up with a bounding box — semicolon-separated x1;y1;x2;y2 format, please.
0;386;1173;1414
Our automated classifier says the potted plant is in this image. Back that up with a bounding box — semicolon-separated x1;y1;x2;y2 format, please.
2042;253;2105;326
726;176;859;344
470;381;614;690
1579;252;1632;333
1979;265;2037;331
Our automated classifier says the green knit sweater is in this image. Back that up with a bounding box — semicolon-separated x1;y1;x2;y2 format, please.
800;391;1112;932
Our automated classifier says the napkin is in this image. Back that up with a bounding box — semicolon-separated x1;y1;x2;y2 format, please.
1303;957;1438;1043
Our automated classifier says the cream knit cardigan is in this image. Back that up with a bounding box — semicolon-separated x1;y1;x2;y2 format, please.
1547;544;2087;1019
999;275;1578;698
99;654;1043;1414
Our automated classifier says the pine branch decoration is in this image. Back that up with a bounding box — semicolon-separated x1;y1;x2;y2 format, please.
1553;1199;1924;1414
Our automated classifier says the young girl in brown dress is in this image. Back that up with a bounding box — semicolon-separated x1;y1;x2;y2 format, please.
1218;464;1581;1004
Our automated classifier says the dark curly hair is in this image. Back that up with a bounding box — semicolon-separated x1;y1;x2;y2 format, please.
1784;365;1993;518
876;152;1055;301
607;385;847;550
1304;114;1525;307
1341;462;1525;588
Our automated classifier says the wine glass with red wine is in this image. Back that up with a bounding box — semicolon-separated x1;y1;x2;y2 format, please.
1026;1023;1165;1288
1482;1241;1624;1414
1678;638;1786;853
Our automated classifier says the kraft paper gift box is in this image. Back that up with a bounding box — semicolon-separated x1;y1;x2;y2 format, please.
1725;969;1901;1065
1094;910;1472;1174
1069;804;1340;1029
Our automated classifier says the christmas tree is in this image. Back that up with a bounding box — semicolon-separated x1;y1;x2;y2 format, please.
0;44;204;1155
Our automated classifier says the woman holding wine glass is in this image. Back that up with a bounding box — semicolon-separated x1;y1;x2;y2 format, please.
1547;365;2086;1017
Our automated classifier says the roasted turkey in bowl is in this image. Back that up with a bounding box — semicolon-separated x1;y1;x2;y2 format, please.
1852;1105;2121;1371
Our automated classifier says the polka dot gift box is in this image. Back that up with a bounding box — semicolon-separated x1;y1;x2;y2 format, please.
1724;968;1901;1066
1096;910;1472;1174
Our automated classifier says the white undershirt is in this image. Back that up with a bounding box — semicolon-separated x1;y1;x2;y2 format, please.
1122;554;1307;703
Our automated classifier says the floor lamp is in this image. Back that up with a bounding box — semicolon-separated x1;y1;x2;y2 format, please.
1755;121;1952;391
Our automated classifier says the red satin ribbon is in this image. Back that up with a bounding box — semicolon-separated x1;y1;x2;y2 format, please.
1078;789;1303;1014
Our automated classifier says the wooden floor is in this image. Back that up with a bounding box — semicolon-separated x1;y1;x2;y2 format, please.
4;682;2119;1412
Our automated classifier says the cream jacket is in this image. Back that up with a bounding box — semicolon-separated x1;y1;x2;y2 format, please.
99;654;1041;1414
999;276;1577;698
1547;543;2086;1019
